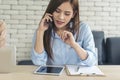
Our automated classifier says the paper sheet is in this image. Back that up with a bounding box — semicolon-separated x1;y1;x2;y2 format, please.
66;65;104;76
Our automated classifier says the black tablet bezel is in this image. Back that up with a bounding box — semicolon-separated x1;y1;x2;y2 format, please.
34;65;64;76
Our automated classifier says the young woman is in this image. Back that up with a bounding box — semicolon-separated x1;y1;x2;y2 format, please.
31;0;97;66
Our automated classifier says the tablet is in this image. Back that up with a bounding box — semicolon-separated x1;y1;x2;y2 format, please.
34;65;64;76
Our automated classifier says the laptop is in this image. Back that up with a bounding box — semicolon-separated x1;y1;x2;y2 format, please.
0;46;16;73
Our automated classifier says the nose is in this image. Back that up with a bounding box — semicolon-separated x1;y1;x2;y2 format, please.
58;13;64;20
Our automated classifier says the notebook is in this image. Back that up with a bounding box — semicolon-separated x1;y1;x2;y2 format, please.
0;46;16;73
66;65;105;76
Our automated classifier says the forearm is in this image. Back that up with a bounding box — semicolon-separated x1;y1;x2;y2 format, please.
31;48;47;65
34;30;44;54
72;42;88;60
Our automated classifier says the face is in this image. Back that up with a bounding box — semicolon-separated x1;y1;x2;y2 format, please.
52;2;74;30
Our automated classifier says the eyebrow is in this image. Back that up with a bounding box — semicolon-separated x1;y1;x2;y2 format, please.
57;8;72;13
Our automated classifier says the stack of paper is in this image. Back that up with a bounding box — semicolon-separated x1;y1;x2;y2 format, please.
66;65;105;76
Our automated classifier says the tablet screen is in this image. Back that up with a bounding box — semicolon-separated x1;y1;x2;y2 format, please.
34;65;64;75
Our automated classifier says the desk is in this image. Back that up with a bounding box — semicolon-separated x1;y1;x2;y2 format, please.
0;65;120;80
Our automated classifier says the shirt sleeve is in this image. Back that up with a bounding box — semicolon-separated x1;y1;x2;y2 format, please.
31;30;47;65
77;22;97;66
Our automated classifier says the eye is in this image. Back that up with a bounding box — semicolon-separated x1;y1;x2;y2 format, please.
65;12;71;16
55;9;60;13
65;13;71;16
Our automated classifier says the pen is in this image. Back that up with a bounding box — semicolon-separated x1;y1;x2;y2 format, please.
76;65;85;72
76;66;80;72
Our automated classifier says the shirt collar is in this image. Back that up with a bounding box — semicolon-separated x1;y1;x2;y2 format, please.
51;29;61;39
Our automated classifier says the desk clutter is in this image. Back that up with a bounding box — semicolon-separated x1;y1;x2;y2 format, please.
34;65;105;76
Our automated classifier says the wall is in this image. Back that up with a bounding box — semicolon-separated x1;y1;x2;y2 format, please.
79;0;120;38
0;0;120;62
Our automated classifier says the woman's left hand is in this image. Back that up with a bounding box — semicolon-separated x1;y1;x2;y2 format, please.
60;31;76;47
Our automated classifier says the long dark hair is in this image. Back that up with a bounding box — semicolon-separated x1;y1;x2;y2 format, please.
42;0;80;59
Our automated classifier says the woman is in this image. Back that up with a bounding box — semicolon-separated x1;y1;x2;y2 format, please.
31;0;97;66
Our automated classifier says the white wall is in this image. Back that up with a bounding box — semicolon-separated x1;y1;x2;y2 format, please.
79;0;120;38
0;0;120;62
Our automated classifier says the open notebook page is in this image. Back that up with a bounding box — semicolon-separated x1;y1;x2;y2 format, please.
66;65;104;76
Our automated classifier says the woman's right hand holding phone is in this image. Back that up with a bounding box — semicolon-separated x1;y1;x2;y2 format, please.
35;13;53;54
38;13;53;32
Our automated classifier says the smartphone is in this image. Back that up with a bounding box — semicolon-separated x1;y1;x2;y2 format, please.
48;21;53;29
44;17;53;29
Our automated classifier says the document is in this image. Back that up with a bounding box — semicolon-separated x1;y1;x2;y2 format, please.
66;65;105;76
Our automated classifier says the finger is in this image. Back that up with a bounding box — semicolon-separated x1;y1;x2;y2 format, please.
0;21;6;33
45;13;53;17
0;29;6;36
0;30;6;40
64;31;68;39
65;31;72;38
48;17;53;22
0;39;6;48
45;13;53;21
46;16;53;22
61;32;65;41
63;32;67;41
63;31;69;39
1;29;6;34
43;16;52;23
62;31;67;41
2;30;6;38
